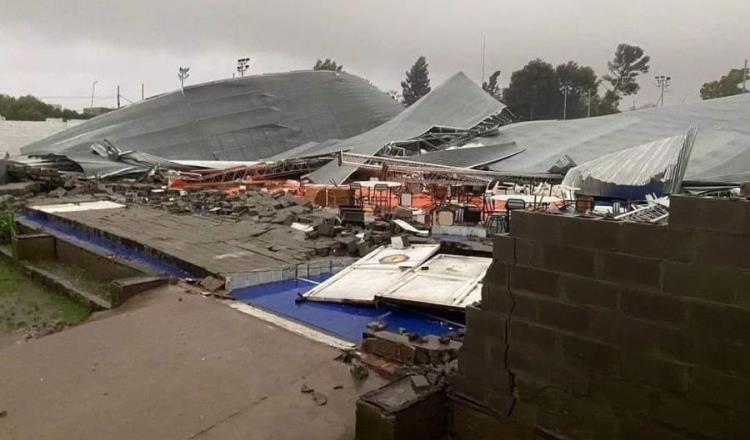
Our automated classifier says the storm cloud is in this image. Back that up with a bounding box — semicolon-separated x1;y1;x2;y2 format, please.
1;0;747;110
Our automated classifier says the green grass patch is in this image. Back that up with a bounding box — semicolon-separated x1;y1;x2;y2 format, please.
0;204;16;243
0;258;90;335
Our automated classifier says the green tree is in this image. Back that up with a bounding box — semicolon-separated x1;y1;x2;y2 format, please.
556;61;601;118
601;43;651;113
502;59;558;120
700;68;749;100
0;94;89;121
313;59;343;72
401;56;431;106
482;70;502;99
598;90;620;115
502;59;601;120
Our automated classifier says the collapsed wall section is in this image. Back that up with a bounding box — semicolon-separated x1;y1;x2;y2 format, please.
452;195;750;439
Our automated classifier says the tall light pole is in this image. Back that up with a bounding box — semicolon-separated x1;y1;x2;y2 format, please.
655;75;671;107
178;67;190;89
90;80;98;109
743;59;748;93
584;89;592;118
236;57;250;77
481;34;486;86
560;84;573;120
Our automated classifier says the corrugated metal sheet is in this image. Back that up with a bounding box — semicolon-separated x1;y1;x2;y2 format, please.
21;71;402;163
305;72;506;183
489;93;750;184
561;128;697;199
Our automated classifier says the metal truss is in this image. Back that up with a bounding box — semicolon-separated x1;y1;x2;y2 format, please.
176;157;331;184
338;152;561;185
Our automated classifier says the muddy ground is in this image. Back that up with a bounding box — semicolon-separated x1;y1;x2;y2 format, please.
0;258;90;347
0;285;384;440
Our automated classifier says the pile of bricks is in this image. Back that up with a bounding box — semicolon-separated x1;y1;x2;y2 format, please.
452;195;750;439
362;329;462;366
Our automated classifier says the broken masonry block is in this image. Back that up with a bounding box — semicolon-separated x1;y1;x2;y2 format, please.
199;276;225;292
356;375;447;440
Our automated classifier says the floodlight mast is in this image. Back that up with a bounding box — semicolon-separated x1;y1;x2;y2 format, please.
236;58;251;77
656;75;671;107
560;84;573;120
178;67;190;90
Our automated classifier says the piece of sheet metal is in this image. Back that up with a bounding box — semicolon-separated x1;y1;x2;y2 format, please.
376;254;490;310
393;219;429;237
303;244;440;304
30;201;125;214
561;127;697;199
409;142;524;168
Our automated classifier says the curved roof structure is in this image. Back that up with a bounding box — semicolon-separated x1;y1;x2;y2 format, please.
303;72;507;183
562;128;696;199
489;93;750;184
21;70;402;162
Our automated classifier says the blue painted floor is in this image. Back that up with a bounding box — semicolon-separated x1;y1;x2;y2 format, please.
232;273;463;343
21;212;197;279
22;211;462;344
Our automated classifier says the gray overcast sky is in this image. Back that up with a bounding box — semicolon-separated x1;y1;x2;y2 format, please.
1;0;748;111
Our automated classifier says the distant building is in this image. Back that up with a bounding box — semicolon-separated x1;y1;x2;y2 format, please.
83;107;115;117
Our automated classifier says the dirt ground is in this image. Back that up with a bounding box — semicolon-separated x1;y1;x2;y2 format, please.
0;257;90;347
0;285;385;440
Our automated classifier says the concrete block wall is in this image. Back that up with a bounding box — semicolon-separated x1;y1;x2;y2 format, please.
452;196;750;440
13;233;56;261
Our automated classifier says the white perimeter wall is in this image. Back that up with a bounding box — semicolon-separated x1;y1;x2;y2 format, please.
0;118;84;157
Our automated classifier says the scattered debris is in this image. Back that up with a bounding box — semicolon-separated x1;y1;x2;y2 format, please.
311;391;328;406
350;362;370;381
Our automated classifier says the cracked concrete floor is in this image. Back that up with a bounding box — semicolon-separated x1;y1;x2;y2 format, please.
0;285;384;440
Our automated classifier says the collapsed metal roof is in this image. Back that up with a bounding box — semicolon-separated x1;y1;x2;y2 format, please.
21;70;403;165
408;142;523;168
20;69;750;187
488;93;750;184
562;127;697;199
302;72;507;183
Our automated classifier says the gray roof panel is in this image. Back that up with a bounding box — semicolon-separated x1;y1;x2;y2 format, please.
305;72;506;183
21;71;403;163
488;93;750;184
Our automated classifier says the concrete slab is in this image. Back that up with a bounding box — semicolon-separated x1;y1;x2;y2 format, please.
0;286;384;440
30;206;318;281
